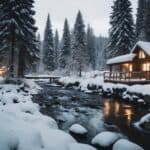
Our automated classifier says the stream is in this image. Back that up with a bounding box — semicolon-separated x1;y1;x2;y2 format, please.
33;81;150;150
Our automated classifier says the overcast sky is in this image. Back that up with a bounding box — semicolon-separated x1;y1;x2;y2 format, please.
35;0;137;40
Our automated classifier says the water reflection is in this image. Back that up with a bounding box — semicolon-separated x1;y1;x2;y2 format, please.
124;108;133;125
103;100;134;126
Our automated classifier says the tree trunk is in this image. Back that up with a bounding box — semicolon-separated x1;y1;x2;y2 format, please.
18;48;26;78
9;25;15;78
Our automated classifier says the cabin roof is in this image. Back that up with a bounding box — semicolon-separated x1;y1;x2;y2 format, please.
107;41;150;65
131;41;150;56
107;53;136;65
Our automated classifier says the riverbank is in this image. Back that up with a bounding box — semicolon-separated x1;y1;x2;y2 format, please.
1;79;98;150
0;76;149;150
59;71;150;107
33;80;148;150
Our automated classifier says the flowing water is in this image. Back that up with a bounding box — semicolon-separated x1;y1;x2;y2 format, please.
33;81;150;150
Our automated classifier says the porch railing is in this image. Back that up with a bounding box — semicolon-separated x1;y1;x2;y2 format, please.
104;71;150;82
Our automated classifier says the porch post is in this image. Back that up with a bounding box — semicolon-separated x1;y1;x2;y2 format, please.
119;65;122;80
109;65;112;80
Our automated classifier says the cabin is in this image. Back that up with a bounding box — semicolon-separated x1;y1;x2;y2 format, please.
104;41;150;84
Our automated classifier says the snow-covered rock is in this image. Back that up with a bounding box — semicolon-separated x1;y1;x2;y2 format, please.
113;139;144;150
92;132;121;147
69;124;88;135
134;113;150;131
0;82;77;150
68;143;97;150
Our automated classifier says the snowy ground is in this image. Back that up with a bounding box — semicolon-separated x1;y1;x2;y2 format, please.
59;70;150;96
0;78;97;150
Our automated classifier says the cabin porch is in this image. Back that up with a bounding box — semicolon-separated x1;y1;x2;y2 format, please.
104;71;150;85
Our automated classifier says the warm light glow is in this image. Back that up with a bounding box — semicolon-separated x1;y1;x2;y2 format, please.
142;63;150;71
114;101;120;114
0;67;7;77
123;63;132;72
129;64;132;72
124;108;133;125
103;101;110;118
139;50;146;59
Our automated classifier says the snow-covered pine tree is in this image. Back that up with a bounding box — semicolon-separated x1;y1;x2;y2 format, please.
108;0;135;58
43;14;55;71
54;30;59;69
95;36;108;70
0;0;38;77
18;0;38;77
136;0;147;40
31;33;41;73
86;25;96;70
72;11;87;76
144;0;150;41
59;19;71;69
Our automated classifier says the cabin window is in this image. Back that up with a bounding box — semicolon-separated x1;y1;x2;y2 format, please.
129;64;132;72
143;63;150;71
139;50;146;59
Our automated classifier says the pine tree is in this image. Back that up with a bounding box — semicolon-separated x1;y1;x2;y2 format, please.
108;0;135;57
72;11;87;76
136;0;147;40
0;0;38;77
86;25;96;70
59;19;71;69
43;14;55;71
54;30;59;69
144;0;150;41
31;33;41;73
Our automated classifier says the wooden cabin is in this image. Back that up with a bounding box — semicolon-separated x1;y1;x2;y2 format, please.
104;41;150;84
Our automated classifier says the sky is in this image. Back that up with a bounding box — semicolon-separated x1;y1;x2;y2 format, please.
35;0;137;40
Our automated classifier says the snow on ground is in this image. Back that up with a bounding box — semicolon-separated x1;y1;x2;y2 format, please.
0;79;78;150
91;131;121;147
69;124;88;135
68;143;96;150
113;139;144;150
59;71;150;95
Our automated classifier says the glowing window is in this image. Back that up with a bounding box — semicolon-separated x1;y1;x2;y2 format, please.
143;63;150;71
129;64;132;72
139;50;146;59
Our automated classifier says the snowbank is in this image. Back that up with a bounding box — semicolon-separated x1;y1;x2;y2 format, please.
140;113;150;124
113;139;144;150
92;132;121;147
59;71;150;96
0;81;77;150
68;143;96;150
134;113;150;132
69;124;88;135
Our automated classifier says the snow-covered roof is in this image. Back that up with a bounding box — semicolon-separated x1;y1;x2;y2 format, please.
107;41;150;65
107;53;136;65
131;41;150;56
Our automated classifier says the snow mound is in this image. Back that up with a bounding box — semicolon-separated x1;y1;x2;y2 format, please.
69;124;88;135
68;143;97;150
113;139;144;150
92;132;121;147
140;113;150;123
0;82;77;150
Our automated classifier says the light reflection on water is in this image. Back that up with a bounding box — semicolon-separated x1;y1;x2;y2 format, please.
103;100;134;126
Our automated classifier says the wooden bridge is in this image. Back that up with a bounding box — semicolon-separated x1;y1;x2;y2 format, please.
25;76;60;83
